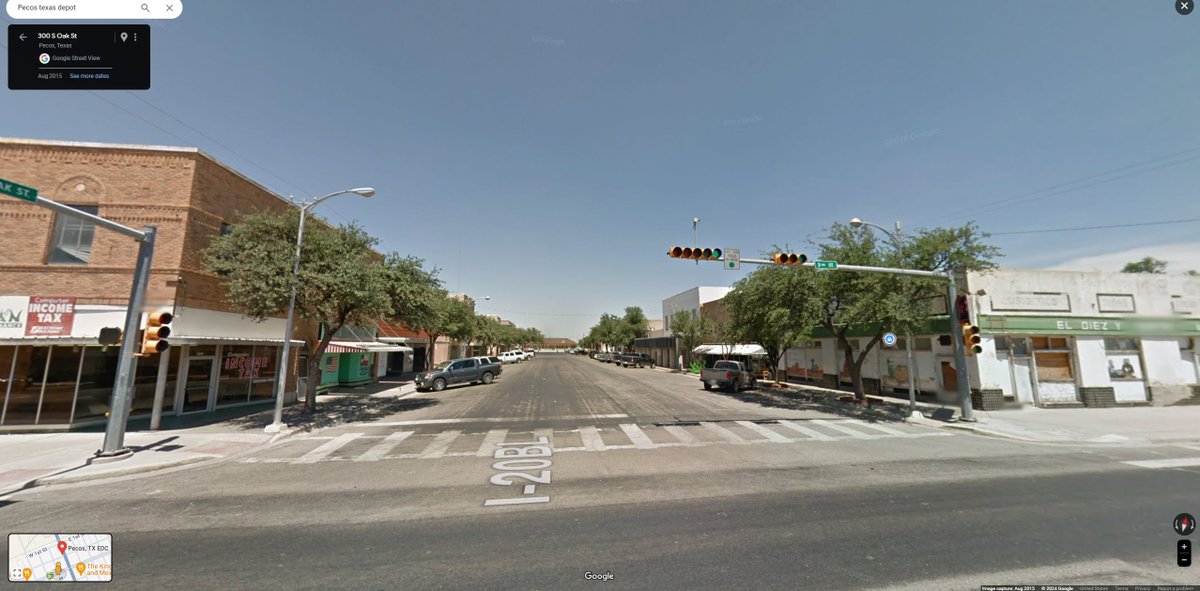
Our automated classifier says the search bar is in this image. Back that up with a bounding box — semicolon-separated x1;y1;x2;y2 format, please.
6;0;183;19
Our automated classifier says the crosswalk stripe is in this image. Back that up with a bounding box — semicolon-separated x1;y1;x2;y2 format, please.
580;426;607;451
664;425;700;446
1122;457;1200;469
843;421;913;437
701;422;748;444
418;430;461;459
812;419;873;439
355;431;412;462
736;421;793;443
297;433;363;463
477;429;509;457
776;420;834;441
620;424;656;449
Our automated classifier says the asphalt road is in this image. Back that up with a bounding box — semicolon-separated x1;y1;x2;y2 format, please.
4;354;1198;590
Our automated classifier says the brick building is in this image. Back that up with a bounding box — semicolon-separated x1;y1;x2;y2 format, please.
0;137;323;431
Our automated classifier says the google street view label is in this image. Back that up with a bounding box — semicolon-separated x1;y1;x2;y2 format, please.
0;177;38;202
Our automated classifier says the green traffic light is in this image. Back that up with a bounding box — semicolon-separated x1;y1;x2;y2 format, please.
711;248;722;260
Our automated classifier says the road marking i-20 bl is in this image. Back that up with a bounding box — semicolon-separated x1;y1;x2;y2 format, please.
483;436;553;507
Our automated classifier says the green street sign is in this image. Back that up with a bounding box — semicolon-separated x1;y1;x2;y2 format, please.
0;177;38;202
814;260;837;270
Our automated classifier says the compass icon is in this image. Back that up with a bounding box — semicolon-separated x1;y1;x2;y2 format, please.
1176;513;1196;536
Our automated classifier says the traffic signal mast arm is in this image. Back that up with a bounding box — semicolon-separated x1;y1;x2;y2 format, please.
665;246;973;420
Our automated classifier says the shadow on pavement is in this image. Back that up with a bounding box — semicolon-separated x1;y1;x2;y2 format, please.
706;383;909;423
223;396;439;433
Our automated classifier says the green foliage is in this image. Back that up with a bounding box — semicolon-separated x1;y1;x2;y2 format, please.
723;266;820;383
1121;257;1168;274
204;210;440;408
688;360;703;374
669;309;713;363
807;221;1000;398
581;308;649;351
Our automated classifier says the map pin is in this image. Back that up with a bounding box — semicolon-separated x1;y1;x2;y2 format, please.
57;541;67;553
22;568;31;581
76;562;86;575
120;32;128;42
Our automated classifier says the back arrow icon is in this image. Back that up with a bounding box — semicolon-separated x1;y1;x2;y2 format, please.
18;34;27;41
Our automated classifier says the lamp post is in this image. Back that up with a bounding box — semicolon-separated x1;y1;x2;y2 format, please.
264;187;375;433
849;217;921;418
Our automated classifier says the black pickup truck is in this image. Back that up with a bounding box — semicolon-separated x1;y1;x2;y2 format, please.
616;352;656;368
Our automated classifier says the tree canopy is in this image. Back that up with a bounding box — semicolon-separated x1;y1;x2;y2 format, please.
204;210;441;409
1121;257;1168;274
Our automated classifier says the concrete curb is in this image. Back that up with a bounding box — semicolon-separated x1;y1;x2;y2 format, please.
28;454;219;487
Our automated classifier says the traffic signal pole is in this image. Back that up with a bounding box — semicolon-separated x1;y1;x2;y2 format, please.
100;227;157;456
715;256;976;421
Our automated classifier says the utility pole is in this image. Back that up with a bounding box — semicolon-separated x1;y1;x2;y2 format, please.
0;178;157;457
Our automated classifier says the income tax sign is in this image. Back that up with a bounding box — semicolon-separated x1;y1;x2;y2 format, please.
25;296;77;336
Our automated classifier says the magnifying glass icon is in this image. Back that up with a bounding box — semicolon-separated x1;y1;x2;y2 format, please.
140;3;149;11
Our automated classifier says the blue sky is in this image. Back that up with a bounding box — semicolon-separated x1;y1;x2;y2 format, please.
2;1;1198;338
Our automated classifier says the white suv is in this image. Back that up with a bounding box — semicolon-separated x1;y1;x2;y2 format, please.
499;351;523;364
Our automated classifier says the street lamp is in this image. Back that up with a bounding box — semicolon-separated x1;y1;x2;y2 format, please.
265;187;375;433
850;217;921;418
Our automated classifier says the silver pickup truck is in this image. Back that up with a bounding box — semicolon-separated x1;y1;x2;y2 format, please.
700;360;758;392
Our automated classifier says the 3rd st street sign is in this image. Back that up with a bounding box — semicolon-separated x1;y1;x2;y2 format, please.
0;177;38;202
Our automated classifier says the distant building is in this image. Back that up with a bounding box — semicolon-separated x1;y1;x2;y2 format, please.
540;337;576;351
662;286;733;334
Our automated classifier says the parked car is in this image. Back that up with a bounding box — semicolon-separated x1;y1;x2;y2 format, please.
599;352;615;363
699;360;758;392
484;355;503;366
618;352;655;368
524;348;536;357
415;357;501;392
499;351;522;364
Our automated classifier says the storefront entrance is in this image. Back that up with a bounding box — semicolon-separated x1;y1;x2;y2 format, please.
182;356;214;413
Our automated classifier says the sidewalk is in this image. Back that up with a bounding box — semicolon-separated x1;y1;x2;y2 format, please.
913;405;1200;444
0;377;423;496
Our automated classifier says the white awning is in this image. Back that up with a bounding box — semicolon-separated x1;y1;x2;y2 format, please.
692;343;767;356
327;341;413;353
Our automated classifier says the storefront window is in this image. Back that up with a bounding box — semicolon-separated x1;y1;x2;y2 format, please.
38;346;84;424
914;337;932;351
0;346;16;421
217;345;255;406
4;346;48;425
1103;337;1142;381
1032;337;1073;382
994;336;1010;351
75;346;120;421
131;349;179;415
248;345;279;401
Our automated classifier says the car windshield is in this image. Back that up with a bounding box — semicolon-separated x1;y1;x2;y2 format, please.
432;361;451;371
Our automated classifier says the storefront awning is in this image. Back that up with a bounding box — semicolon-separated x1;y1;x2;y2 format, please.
326;341;414;353
692;344;767;356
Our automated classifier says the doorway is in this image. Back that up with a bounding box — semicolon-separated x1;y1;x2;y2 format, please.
182;357;213;413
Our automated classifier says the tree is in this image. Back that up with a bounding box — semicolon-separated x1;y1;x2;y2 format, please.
1189;270;1199;276
443;297;478;357
724;266;820;384
807;222;1000;400
669;309;714;367
205;211;427;410
523;327;545;348
1122;257;1168;274
474;315;503;355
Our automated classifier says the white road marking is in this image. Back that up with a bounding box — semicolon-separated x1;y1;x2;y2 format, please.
736;421;793;443
664;425;700;446
812;419;874;439
776;420;834;441
845;421;913;437
296;433;363;464
483;496;550;506
369;414;627;427
1122;457;1200;469
477;429;509;457
580;426;607;451
535;428;555;447
355;431;412;462
418;430;461;459
701;422;748;444
620;424;657;449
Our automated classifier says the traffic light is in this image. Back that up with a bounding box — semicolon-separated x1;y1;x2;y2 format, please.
139;310;173;356
961;322;982;355
668;246;723;261
771;252;808;265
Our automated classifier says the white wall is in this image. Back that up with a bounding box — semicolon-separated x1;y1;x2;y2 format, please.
173;307;288;340
662;286;732;335
976;336;1010;392
1144;337;1196;385
1074;337;1110;387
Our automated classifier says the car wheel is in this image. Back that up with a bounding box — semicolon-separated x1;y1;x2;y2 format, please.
481;372;494;384
703;383;712;391
432;378;446;392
